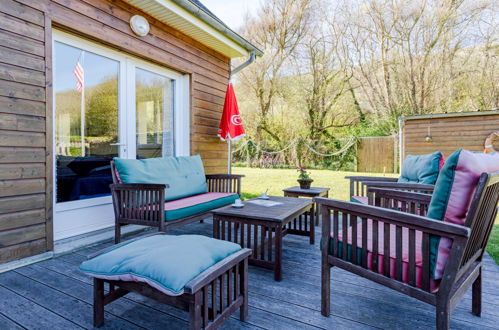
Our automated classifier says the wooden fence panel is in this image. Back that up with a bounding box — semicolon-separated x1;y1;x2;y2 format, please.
357;136;396;173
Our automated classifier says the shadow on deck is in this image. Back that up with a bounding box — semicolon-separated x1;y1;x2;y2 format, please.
1;219;499;329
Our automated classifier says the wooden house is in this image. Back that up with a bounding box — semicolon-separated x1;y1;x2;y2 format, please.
0;0;262;266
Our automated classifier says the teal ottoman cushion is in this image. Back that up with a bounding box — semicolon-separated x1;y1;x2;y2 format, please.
79;234;242;296
113;155;208;201
398;151;443;184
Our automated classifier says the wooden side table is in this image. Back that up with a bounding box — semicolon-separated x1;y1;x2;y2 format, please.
283;186;330;226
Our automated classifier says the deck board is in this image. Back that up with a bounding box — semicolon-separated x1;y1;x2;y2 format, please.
1;218;499;329
0;313;24;330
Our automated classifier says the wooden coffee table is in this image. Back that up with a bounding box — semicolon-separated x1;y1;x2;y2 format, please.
283;186;330;226
212;196;314;281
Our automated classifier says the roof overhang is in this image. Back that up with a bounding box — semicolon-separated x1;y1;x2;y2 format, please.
124;0;263;58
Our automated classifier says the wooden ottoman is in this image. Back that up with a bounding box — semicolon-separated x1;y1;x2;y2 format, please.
80;233;251;330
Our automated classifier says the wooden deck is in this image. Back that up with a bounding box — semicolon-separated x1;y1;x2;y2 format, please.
1;219;499;329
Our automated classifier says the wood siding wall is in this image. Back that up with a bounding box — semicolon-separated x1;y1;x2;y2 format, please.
0;0;52;263
0;0;231;263
402;113;499;159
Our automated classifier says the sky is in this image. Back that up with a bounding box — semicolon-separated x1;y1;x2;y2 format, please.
201;0;260;31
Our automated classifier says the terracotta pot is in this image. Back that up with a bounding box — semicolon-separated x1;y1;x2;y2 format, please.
297;179;313;189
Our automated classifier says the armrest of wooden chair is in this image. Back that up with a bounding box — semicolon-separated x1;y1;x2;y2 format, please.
206;174;244;195
363;182;434;193
315;197;469;293
345;176;398;199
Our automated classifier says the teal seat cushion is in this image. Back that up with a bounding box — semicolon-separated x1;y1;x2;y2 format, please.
164;192;238;221
113;155;208;201
79;234;242;296
398;151;443;184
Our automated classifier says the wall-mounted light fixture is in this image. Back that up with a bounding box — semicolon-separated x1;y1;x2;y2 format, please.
130;15;150;37
425;126;433;143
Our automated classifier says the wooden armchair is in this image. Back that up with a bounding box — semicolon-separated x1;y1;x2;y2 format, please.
317;171;499;329
346;175;434;203
110;161;244;243
346;151;443;203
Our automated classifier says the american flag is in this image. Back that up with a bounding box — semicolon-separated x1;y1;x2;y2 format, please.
73;56;84;92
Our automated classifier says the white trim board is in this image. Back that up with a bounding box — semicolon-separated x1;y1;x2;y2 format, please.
125;0;250;58
0;252;54;274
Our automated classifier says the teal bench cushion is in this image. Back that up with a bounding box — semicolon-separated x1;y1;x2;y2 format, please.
79;234;242;296
164;192;238;221
428;150;499;279
113;155;208;201
398;151;443;184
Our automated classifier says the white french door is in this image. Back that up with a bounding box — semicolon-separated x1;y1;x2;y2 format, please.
53;31;189;240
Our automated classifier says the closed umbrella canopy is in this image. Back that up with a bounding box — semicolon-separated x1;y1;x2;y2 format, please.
218;82;245;174
218;83;245;141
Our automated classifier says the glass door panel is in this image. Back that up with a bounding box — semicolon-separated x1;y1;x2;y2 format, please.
54;41;120;202
135;68;174;159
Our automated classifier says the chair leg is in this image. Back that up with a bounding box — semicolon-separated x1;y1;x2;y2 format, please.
321;261;331;316
114;224;121;244
93;278;105;327
472;267;482;317
436;304;450;330
189;292;202;330
240;259;249;322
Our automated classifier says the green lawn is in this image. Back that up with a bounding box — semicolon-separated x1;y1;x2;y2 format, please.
233;167;499;264
233;167;398;201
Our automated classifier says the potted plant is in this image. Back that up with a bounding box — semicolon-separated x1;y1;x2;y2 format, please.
297;167;313;189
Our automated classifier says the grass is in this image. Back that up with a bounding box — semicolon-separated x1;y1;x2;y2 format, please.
233;167;398;201
233;166;499;264
488;227;499;264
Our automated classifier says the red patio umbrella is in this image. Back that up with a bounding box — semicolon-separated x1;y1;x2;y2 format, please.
218;82;246;173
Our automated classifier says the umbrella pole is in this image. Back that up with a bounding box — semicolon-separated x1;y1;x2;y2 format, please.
227;139;231;174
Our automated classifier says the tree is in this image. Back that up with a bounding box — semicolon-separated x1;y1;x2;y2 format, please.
232;0;498;169
340;0;497;131
298;1;358;143
239;0;313;144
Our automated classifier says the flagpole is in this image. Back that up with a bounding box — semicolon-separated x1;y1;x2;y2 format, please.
80;51;85;157
80;80;85;157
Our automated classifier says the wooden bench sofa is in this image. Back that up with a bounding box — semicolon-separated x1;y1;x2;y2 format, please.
110;155;243;243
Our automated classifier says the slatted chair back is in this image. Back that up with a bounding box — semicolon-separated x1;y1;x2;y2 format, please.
368;187;432;216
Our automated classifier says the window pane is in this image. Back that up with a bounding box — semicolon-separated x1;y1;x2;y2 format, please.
54;42;119;203
136;68;174;159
